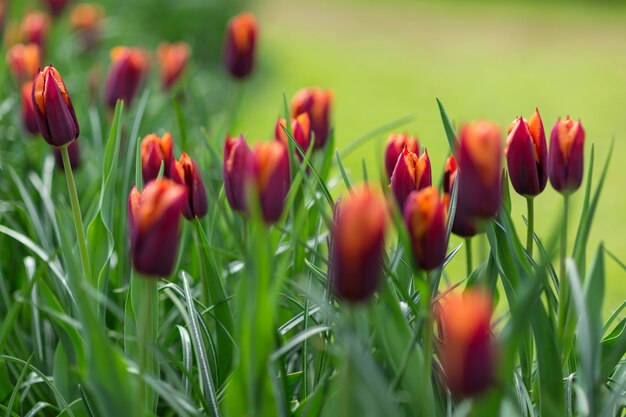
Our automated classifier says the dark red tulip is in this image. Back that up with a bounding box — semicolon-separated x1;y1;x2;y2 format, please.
505;109;548;197
21;11;50;49
548;116;585;194
6;43;41;82
275;113;311;161
170;152;208;220
385;132;420;179
253;141;290;223
54;140;80;170
32;66;80;147
390;147;432;210
43;0;71;17
437;290;496;397
128;179;187;277
141;132;174;184
404;187;448;271
443;155;479;237
224;134;254;213
291;87;333;149
157;42;190;91
104;46;150;108
70;3;104;50
331;186;388;302
456;121;502;219
224;12;257;79
21;82;38;135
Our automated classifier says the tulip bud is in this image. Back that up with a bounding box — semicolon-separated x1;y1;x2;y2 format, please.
157;42;190;91
331;186;388;302
274;113;311;161
128;179;187;277
385;132;420;179
291;87;333;149
404;187;448;271
104;46;150;108
141;132;174;184
54;140;80;170
391;148;432;210
32;65;80;147
70;3;104;50
505;109;548;197
6;43;41;82
457;121;502;219
443;155;479;237
224;134;254;213
548;116;585;194
437;290;496;396
21;11;50;49
21;82;38;135
170;152;208;220
43;0;71;17
253;141;290;223
224;12;257;79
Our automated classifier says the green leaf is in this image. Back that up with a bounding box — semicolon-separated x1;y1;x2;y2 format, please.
436;97;458;152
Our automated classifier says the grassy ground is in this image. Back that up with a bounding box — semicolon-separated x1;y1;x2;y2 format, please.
234;0;626;312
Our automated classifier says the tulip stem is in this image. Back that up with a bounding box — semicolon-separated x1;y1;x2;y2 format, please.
465;238;473;277
422;273;435;416
526;197;535;258
558;193;570;342
136;276;158;417
61;144;92;283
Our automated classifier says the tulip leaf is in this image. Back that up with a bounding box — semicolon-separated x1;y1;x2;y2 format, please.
436;98;458;152
335;150;352;191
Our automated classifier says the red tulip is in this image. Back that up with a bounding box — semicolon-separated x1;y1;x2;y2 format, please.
274;113;311;161
548;116;585;194
456;121;502;219
54;140;80;170
404;187;448;271
291;87;333;149
43;0;71;17
331;186;388;302
21;82;38;135
385;132;420;179
104;47;150;108
170;152;208;220
390;147;432;209
437;290;496;397
443;155;479;237
224;134;254;213
224;12;257;79
253;141;290;223
6;43;41;82
157;42;190;91
128;179;187;277
20;11;50;49
505;109;548;197
32;66;80;147
141;132;174;184
70;3;104;50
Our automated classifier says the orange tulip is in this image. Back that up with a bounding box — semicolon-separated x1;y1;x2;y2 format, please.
104;47;150;108
141;132;174;184
291;87;333;149
157;42;190;90
6;43;41;81
385;132;420;179
548;116;585;194
224;12;257;79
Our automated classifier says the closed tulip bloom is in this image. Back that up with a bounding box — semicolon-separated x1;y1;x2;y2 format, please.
404;187;448;271
32;66;80;147
274;113;311;160
43;0;70;17
128;179;187;277
385;132;420;179
505;109;548;197
157;42;190;91
170;152;208;220
291;87;333;149
391;148;432;210
7;43;41;82
548;116;585;193
21;82;38;135
437;290;496;397
224;12;257;79
21;11;50;48
224;134;254;212
54;140;80;170
457;121;502;219
331;186;388;302
70;3;104;50
253;141;290;223
104;47;150;108
141;132;174;184
444;155;479;237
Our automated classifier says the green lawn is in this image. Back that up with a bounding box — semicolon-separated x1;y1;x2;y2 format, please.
235;0;626;312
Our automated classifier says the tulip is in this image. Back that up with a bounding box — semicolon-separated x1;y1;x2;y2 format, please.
6;43;41;82
54;140;80;170
21;82;38;135
170;152;208;220
330;186;388;302
505;109;548;197
104;46;150;108
224;134;254;213
443;155;479;237
128;179;187;277
404;187;448;271
21;11;50;49
291;87;333;149
456;121;502;219
157;42;190;91
437;290;496;397
32;66;80;147
224;12;257;79
43;0;71;17
391;148;431;210
253;141;290;223
274;113;311;160
385;132;420;179
548;116;585;194
141;132;174;184
70;3;104;50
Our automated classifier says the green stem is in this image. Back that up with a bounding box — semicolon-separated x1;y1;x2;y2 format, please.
422;272;434;417
465;237;473;277
61;144;92;282
526;197;534;258
136;277;157;417
558;194;570;340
